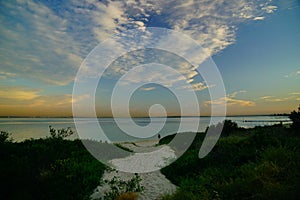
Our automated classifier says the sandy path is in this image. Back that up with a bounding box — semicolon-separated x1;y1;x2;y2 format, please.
91;140;177;200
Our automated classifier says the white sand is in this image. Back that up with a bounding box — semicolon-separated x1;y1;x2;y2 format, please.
91;140;177;200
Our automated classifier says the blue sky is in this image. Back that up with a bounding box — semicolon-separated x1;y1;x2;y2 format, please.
0;0;299;116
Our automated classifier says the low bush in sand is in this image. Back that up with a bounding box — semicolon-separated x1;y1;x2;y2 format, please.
101;174;144;200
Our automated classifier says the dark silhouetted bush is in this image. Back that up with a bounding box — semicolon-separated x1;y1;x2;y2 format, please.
0;128;106;200
0;131;12;143
289;104;300;130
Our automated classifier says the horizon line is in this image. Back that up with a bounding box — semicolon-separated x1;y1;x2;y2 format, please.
0;113;290;118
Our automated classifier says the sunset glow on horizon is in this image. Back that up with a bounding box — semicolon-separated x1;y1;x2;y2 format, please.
0;0;300;117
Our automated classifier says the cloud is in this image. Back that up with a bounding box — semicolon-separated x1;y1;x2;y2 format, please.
259;95;297;102
178;82;211;92
112;62;210;94
264;98;289;102
205;90;255;107
260;96;274;100
253;16;265;20
190;82;209;92
0;94;74;116
0;85;90;108
71;94;91;104
120;66;186;88
279;0;300;11
285;70;300;78
206;97;255;107
0;86;40;100
0;71;16;80
155;0;276;55
226;97;256;106
229;90;247;97
289;92;300;95
92;1;129;41
0;0;277;86
0;0;85;85
139;87;156;91
262;5;278;13
0;85;89;116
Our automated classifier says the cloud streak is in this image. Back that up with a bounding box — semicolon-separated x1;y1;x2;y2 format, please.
139;87;156;91
0;86;40;100
205;91;255;107
0;71;16;80
285;70;300;78
259;94;300;102
0;0;277;86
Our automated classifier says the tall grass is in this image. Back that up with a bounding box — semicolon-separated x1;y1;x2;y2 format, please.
161;125;300;200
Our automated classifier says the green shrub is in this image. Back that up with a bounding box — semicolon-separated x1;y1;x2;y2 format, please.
115;143;134;152
0;129;106;200
102;174;144;200
289;104;300;130
0;131;12;143
49;125;74;139
161;125;300;200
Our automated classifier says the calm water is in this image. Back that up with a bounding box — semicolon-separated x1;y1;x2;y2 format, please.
0;116;291;142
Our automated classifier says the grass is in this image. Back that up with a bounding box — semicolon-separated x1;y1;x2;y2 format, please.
1;121;299;200
160;125;300;200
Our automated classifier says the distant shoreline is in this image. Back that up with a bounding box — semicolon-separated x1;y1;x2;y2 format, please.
0;114;290;118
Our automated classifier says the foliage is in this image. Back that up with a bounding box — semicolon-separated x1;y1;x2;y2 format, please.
159;134;176;145
204;120;240;137
289;104;300;130
161;125;300;200
102;174;144;200
0;127;106;200
115;143;134;152
0;131;12;143
222;120;239;136
49;125;74;139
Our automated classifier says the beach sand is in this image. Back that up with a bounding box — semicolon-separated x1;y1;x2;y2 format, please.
91;140;177;200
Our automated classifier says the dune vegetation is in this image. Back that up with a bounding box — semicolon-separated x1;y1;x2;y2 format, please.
1;105;299;200
160;121;300;200
0;129;107;200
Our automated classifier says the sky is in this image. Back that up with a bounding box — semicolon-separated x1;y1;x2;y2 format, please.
0;0;299;117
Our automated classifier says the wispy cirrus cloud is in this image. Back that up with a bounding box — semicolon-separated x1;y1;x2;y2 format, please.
0;85;90;116
285;70;300;78
260;96;290;102
0;71;16;80
289;92;300;95
253;16;265;20
260;96;274;100
0;85;89;106
0;86;40;100
262;5;278;13
259;93;300;102
177;82;212;92
0;0;277;86
0;0;84;85
205;90;255;107
139;87;156;91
